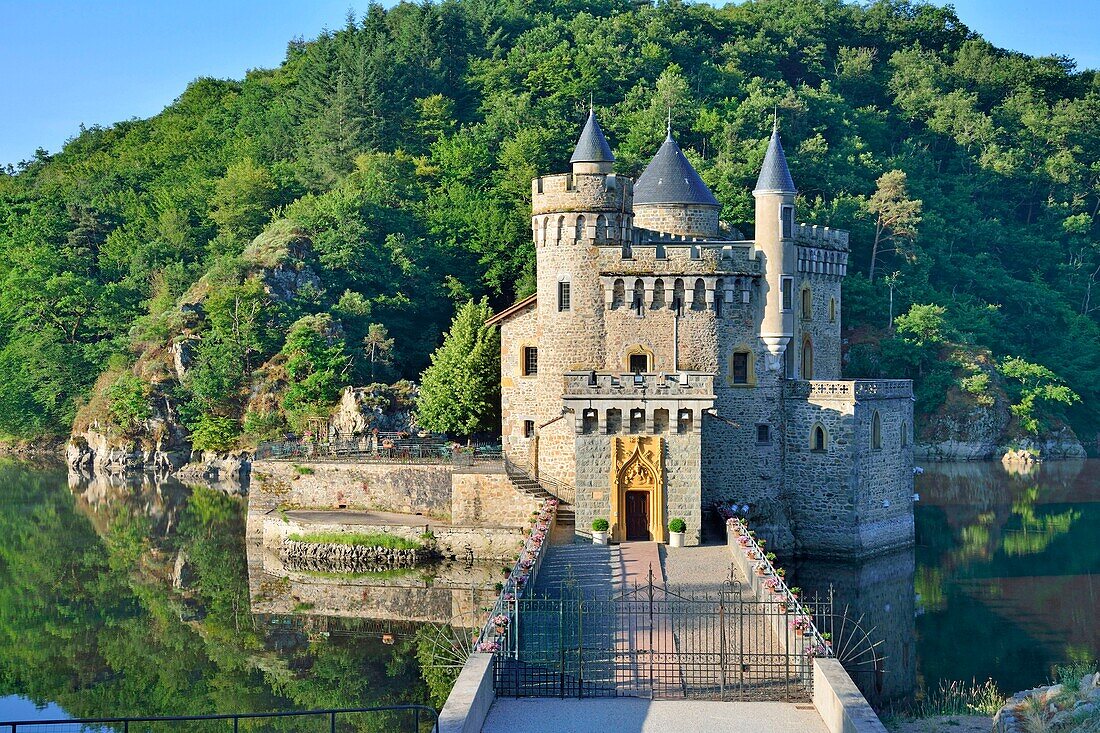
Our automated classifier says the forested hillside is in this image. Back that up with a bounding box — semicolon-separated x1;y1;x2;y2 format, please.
1;0;1097;451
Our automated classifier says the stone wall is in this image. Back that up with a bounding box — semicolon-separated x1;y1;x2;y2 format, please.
264;516;526;561
633;203;720;238
252;460;454;517
452;466;542;527
852;397;915;555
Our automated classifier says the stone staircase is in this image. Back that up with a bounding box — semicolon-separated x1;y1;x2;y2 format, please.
504;457;575;524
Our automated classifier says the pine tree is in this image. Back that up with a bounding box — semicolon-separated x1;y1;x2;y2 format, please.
416;298;499;439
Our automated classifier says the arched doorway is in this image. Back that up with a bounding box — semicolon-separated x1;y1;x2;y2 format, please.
801;336;814;379
610;436;665;543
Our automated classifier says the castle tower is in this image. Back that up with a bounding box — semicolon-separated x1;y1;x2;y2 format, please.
753;123;798;372
527;111;632;485
633;127;720;237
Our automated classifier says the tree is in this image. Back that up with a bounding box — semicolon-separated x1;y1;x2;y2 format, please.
280;314;349;424
866;170;922;282
362;323;395;382
209;160;277;243
997;357;1080;435
416;299;499;439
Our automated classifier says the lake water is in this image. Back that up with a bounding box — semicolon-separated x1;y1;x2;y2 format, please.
0;457;1095;719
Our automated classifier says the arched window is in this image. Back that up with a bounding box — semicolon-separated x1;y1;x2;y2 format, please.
596;214;608;241
677;409;694;434
672;279;686;314
612;278;626;309
653;409;669;434
652;278;666;308
629;408;645;434
829;297;837;323
633;279;645;316
730;345;755;386
556;215;565;243
606;409;622;434
582;409;598;435
801;286;812;320
540;217;548;245
714;278;725;317
871;411;882;450
692;278;707;311
801;337;814;380
900;421;909;447
811;425;827;452
575;214;586;241
625;346;652;373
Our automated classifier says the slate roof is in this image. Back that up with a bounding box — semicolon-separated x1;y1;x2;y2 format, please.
569;110;615;164
633;133;720;207
754;125;797;194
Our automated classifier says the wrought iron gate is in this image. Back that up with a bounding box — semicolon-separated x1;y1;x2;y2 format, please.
493;579;829;701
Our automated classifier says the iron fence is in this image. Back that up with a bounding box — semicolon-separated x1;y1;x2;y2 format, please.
254;438;501;465
493;578;831;701
0;707;439;733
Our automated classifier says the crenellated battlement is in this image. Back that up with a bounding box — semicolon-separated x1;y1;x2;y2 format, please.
531;173;632;215
793;222;849;250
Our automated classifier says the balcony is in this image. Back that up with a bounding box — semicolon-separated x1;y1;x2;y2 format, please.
785;379;912;401
563;371;715;399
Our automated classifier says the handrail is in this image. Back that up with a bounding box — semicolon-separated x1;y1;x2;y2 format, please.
255;438;502;465
2;705;440;733
503;455;574;503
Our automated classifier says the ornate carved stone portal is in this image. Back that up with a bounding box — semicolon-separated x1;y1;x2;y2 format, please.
610;436;665;543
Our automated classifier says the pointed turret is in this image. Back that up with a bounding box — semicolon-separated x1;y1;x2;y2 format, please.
570;109;615;174
632;127;720;237
754;123;796;194
754;121;798;373
634;131;720;208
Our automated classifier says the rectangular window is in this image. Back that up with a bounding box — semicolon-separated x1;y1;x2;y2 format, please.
781;205;794;239
523;420;535;438
732;352;749;384
522;346;538;376
629;353;649;373
756;424;771;444
781;276;794;312
557;281;571;312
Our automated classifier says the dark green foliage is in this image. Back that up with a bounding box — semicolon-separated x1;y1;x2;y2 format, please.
416;299;500;438
0;0;1098;444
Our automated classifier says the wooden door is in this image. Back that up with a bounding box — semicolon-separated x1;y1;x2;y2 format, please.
625;491;650;541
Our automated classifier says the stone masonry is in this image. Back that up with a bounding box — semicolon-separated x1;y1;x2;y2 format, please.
489;113;913;558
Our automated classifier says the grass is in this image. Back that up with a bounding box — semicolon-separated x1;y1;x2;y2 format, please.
901;679;1005;718
288;531;421;550
291;464;315;475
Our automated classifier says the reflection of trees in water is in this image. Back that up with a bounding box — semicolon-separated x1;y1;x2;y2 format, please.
913;460;1100;696
0;461;429;725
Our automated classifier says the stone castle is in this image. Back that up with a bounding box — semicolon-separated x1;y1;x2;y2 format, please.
487;111;914;558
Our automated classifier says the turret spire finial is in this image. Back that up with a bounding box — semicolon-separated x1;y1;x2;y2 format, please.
666;107;672;139
773;105;778;133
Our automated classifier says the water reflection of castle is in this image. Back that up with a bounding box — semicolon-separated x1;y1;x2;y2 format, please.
794;548;917;707
245;540;499;628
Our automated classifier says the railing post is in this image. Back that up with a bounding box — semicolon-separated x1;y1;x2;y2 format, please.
719;594;726;697
233;717;239;733
330;710;336;733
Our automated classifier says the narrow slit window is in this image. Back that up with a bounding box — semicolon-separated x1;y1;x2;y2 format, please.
781;205;794;239
781;277;794;312
558;281;571;312
522;346;538;376
523;420;535;438
732;351;750;385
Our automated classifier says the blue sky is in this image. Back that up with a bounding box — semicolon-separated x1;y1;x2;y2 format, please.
1;0;1098;168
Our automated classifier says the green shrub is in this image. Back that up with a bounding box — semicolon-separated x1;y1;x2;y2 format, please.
668;517;687;533
592;518;609;532
189;414;241;451
106;373;151;430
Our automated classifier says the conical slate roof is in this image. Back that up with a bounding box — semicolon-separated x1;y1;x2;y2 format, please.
633;132;720;207
569;110;615;164
754;124;796;194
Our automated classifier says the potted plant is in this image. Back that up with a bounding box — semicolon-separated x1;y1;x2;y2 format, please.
492;614;509;634
668;517;687;547
592;518;610;545
789;586;801;599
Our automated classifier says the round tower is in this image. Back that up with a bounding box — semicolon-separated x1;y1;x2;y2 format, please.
753;123;798;372
528;110;632;482
632;129;720;238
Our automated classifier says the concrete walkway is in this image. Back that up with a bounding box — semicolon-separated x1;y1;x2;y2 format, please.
482;699;828;733
285;509;447;527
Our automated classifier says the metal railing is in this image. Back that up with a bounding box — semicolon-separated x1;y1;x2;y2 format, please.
493;572;830;701
255;438;502;466
1;706;439;733
502;456;574;504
